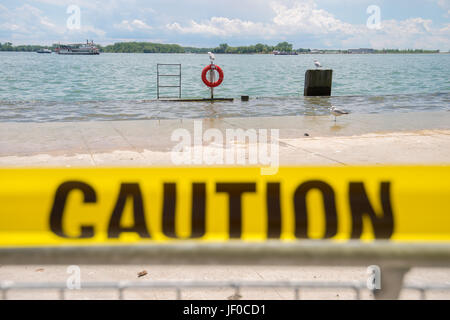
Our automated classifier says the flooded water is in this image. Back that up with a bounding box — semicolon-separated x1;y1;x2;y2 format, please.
0;52;449;122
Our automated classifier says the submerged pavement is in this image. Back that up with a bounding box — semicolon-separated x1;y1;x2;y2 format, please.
1;111;450;166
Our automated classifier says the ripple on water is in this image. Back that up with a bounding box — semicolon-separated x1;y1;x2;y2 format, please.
0;92;448;122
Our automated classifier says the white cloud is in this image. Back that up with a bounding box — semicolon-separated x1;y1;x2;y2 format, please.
40;17;56;28
429;0;450;16
343;18;450;50
0;3;106;42
0;23;20;32
0;4;61;34
166;0;359;37
436;0;450;8
30;0;110;10
130;19;152;30
441;23;450;32
166;0;450;49
1;0;449;49
71;25;107;37
167;18;268;37
114;19;153;31
270;1;357;34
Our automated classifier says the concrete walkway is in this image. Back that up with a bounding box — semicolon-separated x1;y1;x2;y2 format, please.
1;265;450;300
1;111;450;166
1;111;450;300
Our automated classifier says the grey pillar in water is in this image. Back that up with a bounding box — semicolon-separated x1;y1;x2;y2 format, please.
304;69;333;96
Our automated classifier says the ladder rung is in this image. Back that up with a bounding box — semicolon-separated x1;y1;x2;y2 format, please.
157;63;181;99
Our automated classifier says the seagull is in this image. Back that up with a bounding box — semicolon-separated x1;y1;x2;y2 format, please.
208;51;216;62
314;59;322;68
330;106;349;122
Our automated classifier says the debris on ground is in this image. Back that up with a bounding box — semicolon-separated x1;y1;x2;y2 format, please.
227;293;243;300
137;270;148;278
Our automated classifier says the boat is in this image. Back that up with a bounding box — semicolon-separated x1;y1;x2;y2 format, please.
36;49;52;54
55;40;100;55
273;51;298;56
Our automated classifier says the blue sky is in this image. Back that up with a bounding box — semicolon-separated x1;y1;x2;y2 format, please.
0;0;449;49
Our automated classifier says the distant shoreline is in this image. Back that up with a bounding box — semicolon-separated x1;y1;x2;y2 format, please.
1;51;447;55
0;41;444;54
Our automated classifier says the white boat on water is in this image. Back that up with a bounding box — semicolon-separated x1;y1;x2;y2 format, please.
36;49;52;54
273;50;298;56
55;40;100;55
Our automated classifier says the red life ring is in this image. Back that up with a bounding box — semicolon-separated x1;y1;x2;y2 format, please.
202;64;224;88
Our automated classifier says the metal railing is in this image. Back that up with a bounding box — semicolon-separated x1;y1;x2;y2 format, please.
3;242;450;267
3;241;450;299
1;280;450;300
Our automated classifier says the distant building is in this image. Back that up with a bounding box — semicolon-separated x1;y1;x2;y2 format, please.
348;48;375;54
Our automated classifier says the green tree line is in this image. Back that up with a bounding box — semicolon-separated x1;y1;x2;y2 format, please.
100;42;185;53
0;42;55;52
0;41;442;54
0;41;303;54
99;41;300;54
196;42;310;54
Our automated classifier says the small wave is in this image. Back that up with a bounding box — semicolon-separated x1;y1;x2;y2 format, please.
0;92;449;122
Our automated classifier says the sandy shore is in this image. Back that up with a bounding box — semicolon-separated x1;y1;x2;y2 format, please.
1;111;450;299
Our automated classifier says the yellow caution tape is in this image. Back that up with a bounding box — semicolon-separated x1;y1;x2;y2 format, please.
1;166;450;246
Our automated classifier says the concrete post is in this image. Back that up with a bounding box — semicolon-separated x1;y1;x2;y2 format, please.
373;266;410;300
304;69;333;96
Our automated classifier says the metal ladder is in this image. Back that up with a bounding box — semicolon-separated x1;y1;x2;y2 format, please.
157;64;181;99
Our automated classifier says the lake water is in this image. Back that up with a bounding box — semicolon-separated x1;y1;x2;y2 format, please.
0;52;449;122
